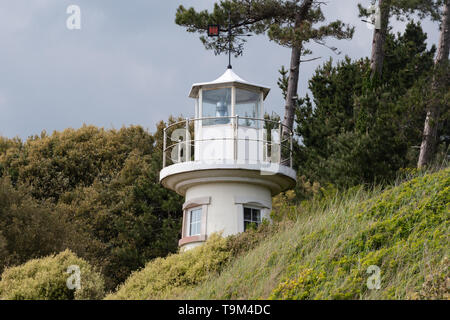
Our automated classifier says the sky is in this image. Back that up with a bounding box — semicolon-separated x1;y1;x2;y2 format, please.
0;0;441;139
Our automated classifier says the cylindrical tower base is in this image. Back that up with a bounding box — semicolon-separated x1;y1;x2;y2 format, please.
179;182;272;251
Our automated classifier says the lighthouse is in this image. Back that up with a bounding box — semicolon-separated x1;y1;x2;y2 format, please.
160;68;296;251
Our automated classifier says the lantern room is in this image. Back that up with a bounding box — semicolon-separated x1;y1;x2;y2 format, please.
189;68;270;164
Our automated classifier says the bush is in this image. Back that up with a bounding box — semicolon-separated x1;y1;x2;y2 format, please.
0;176;96;276
0;124;184;290
106;233;231;300
0;250;105;300
225;219;281;257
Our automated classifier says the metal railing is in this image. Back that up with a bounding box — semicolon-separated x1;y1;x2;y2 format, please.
162;116;293;169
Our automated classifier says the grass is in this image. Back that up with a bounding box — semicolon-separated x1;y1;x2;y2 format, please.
108;167;449;300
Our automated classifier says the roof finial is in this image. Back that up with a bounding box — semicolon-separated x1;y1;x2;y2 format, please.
227;10;232;69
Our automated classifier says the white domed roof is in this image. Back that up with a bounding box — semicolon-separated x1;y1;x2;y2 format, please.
189;69;271;99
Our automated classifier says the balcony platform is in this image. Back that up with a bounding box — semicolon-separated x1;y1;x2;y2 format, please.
160;161;296;196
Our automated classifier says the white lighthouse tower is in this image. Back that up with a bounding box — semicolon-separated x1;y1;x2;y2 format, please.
160;68;296;251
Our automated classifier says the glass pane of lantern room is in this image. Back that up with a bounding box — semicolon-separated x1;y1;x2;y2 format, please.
235;88;260;128
202;88;231;126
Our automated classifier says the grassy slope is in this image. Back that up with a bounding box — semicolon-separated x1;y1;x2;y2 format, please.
110;168;449;300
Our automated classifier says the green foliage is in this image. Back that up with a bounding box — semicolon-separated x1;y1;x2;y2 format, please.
0;250;105;300
175;0;285;57
0;176;94;276
175;0;353;59
106;234;231;300
269;268;325;300
0;3;446;301
226;220;280;257
3;125;154;201
2;133;446;301
0;124;183;291
269;168;449;300
270;190;297;222
358;0;444;22
153;168;449;300
294;22;443;192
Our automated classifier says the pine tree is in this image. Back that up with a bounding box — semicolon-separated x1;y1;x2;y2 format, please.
371;0;392;79
418;0;450;168
359;0;443;79
175;0;354;133
294;22;437;191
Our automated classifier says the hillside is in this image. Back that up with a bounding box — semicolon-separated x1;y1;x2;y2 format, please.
108;168;449;300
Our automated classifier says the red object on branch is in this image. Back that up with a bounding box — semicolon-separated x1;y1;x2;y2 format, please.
208;25;220;37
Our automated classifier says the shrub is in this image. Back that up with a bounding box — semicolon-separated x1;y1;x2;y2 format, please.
225;220;283;257
0;250;105;300
0;176;96;276
106;233;230;300
0;124;184;290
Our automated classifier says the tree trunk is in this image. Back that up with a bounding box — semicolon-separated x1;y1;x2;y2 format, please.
283;43;302;135
370;0;391;79
282;0;313;135
418;0;450;168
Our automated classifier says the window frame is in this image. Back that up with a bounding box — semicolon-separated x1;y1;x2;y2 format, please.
243;206;262;231
200;87;233;126
234;87;262;128
179;197;210;247
188;207;202;237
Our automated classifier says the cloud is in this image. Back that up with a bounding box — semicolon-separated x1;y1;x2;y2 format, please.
0;1;442;139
